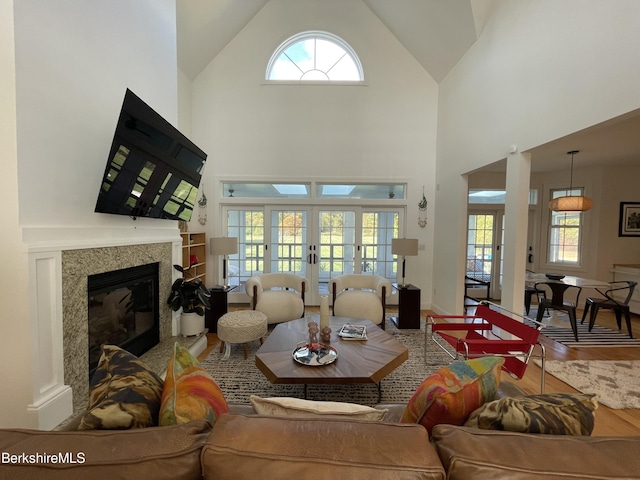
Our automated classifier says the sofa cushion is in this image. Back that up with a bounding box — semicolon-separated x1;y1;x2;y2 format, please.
0;420;211;480
431;424;640;480
250;395;387;421
78;345;164;430
202;413;446;480
400;357;504;434
464;392;598;435
159;342;229;426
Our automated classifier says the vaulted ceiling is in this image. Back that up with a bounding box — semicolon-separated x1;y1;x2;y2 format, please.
176;0;498;82
176;0;640;174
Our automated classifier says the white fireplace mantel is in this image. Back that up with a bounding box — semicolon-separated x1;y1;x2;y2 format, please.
26;233;182;429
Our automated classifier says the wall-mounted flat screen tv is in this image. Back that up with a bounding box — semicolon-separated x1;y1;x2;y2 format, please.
95;89;207;221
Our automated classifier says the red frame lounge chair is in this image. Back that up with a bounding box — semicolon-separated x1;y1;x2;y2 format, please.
426;302;546;393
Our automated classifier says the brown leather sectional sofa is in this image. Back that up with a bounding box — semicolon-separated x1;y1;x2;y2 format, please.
1;401;639;480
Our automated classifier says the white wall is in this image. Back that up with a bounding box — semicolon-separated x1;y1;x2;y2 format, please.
434;0;640;313
0;0;32;428
178;69;193;136
595;165;640;277
3;0;181;428
190;0;438;301
14;0;180;245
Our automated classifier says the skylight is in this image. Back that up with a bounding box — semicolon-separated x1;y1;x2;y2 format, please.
321;185;356;196
273;184;309;195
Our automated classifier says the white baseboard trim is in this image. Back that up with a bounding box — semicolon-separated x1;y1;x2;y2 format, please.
189;334;208;359
28;385;73;431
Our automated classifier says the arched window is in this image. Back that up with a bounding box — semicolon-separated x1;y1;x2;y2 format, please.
266;31;363;81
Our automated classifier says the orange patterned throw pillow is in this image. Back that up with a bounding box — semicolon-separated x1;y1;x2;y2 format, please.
400;356;504;434
159;343;229;425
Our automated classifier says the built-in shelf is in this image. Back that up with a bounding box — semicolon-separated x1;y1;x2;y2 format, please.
181;232;207;285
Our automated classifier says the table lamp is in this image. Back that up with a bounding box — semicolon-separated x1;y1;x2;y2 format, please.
392;238;418;287
210;237;238;287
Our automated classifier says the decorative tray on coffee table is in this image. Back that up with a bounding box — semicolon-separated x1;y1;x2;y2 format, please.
292;342;338;366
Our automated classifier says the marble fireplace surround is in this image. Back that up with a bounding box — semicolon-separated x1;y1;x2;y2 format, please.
61;243;174;413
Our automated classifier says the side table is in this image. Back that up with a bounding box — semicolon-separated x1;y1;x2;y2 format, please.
391;283;421;329
205;285;236;333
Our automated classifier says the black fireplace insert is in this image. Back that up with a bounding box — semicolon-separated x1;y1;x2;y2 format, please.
87;263;160;377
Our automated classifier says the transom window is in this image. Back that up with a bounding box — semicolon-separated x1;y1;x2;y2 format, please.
266;31;363;81
221;182;404;199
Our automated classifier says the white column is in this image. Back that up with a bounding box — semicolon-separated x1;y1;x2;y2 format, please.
502;151;531;314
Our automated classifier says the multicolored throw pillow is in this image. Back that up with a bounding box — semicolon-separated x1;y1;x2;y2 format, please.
159;342;229;426
400;357;504;434
79;345;164;430
464;393;598;435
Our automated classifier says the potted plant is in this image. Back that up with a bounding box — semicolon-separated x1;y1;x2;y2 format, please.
166;264;211;336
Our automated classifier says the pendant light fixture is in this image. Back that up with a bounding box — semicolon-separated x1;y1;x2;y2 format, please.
548;150;593;212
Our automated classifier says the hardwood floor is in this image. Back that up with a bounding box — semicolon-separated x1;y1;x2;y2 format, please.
503;308;640;436
198;305;640;436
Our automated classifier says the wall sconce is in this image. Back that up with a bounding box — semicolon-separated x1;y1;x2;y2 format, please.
418;187;427;228
197;191;207;225
210;237;238;287
392;238;418;287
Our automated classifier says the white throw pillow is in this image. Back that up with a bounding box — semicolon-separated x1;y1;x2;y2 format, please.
250;395;388;421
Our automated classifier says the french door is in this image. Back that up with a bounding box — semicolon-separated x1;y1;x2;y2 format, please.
466;211;504;300
467;209;537;300
223;205;401;304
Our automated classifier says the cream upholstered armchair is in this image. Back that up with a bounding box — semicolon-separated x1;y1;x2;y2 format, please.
330;274;392;329
246;273;308;325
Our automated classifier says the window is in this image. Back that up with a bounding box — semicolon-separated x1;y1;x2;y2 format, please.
221;181;405;199
266;31;363;81
468;189;538;205
548;188;585;265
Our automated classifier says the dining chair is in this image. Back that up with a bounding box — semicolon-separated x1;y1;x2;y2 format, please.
581;281;637;338
534;281;582;341
524;285;546;315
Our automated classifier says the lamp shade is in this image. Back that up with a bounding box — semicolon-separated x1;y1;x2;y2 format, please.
210;237;238;255
549;196;593;212
392;238;418;256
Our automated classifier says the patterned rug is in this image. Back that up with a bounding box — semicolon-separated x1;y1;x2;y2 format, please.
537;360;640;409
200;317;452;406
526;307;640;347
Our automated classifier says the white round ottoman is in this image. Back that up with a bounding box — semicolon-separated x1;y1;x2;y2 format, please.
217;310;268;360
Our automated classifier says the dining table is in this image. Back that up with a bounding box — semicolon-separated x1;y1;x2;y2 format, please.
525;272;611;290
524;273;612;336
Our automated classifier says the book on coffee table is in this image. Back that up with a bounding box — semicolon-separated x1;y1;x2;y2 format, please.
338;324;367;340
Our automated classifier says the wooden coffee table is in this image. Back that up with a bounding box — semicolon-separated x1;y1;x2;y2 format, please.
255;315;408;402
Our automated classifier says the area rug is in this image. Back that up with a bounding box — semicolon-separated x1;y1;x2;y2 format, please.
200;318;452;406
526;307;640;347
538;359;640;409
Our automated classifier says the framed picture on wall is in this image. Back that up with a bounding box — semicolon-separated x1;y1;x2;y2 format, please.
618;202;640;237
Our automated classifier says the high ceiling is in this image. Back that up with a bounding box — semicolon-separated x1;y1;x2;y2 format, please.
176;0;640;175
176;0;497;82
476;109;640;174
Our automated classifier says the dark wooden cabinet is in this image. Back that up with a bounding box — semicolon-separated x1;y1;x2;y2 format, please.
205;286;236;333
391;284;421;329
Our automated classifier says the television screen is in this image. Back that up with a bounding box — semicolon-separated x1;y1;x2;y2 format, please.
95;89;207;221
